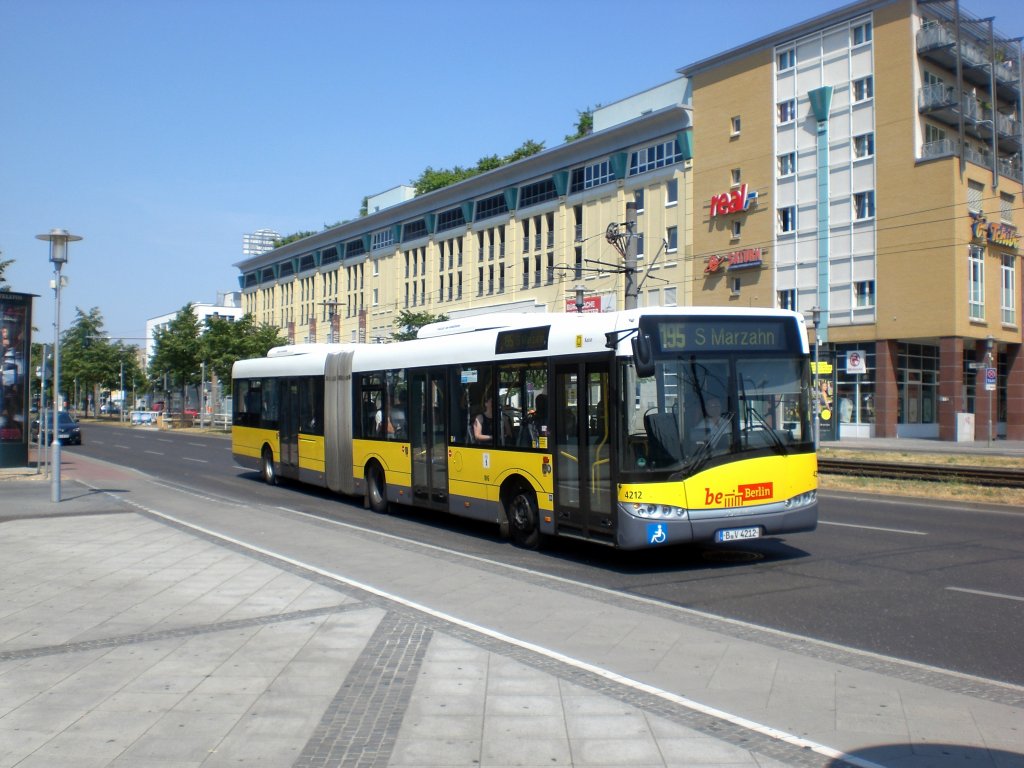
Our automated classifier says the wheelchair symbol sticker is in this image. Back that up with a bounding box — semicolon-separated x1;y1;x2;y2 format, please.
647;523;668;545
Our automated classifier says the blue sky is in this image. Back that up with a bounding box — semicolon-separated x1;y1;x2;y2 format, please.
2;0;1021;342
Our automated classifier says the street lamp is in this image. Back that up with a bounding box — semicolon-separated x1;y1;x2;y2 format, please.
809;306;822;449
36;228;82;503
985;335;995;446
574;285;586;314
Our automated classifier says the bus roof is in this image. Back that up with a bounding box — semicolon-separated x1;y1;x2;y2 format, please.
231;307;809;379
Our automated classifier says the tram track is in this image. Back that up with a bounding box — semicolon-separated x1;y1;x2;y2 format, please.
817;458;1024;488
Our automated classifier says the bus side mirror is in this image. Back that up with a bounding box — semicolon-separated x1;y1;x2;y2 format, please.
631;333;656;378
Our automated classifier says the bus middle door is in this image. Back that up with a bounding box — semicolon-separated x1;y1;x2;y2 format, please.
409;368;448;511
553;361;614;542
278;377;300;480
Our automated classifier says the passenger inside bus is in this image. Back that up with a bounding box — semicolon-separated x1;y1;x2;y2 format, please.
472;394;496;443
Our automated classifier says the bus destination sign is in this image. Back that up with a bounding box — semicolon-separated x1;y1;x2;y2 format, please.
652;318;790;353
495;325;551;355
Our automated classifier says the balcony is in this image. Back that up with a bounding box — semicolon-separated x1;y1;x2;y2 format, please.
918;84;979;125
917;22;1022;99
919;139;1023;182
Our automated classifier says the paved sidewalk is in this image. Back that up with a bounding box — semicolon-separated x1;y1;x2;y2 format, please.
0;456;1022;768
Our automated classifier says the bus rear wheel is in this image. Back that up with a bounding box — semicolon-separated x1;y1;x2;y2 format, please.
261;447;278;486
366;462;390;514
506;483;539;549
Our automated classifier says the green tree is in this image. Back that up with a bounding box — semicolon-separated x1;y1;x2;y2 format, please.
0;250;12;291
411;140;545;196
565;107;596;143
273;230;318;248
149;304;203;411
201;313;285;388
59;307;121;416
392;310;448;342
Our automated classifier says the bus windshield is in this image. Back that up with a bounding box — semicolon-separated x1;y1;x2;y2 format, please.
619;353;812;477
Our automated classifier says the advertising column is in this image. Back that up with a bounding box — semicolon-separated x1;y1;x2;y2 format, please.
1;292;34;468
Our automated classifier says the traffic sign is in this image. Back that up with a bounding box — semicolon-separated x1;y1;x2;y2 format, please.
985;367;997;391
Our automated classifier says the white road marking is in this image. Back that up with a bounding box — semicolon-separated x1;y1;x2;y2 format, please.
144;451;164;456
182;457;208;464
820;520;927;535
946;586;1024;603
119;502;886;768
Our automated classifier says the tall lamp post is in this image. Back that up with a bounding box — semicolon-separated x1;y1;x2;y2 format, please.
810;306;822;449
36;229;82;503
985;335;995;447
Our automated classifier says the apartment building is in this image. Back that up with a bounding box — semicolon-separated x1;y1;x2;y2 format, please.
681;0;1022;439
235;88;694;346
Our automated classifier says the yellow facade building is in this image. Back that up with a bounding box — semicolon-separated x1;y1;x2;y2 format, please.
681;0;1021;440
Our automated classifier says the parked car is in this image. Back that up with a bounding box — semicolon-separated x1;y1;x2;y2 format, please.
100;402;120;415
31;411;82;445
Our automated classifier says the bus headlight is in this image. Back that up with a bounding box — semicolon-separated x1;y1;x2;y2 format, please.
620;502;688;520
783;490;817;509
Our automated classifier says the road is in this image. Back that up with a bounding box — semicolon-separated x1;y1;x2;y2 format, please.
73;420;1024;687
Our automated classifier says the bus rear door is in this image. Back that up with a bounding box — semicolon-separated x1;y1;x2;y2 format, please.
553;361;615;543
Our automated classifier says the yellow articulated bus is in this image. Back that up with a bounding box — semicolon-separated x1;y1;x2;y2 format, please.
231;307;817;550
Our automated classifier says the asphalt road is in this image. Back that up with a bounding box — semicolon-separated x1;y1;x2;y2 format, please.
74;420;1024;687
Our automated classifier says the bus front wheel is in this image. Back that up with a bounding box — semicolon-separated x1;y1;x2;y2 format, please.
261;447;278;485
366;462;390;514
506;483;539;549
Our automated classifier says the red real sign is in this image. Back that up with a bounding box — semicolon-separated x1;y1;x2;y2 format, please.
709;183;758;218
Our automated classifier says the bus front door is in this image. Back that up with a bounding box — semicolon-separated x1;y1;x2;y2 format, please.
553;362;614;542
410;369;448;511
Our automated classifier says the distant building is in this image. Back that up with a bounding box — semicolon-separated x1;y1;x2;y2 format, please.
243;229;280;258
144;292;244;363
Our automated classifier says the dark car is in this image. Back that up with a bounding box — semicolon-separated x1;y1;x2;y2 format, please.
31;411;82;445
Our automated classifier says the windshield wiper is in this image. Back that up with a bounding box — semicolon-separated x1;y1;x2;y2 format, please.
675;412;733;479
745;403;788;454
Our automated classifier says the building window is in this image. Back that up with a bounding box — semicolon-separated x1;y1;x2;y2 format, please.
731;220;742;238
1000;192;1015;223
778;206;797;233
778;289;796;310
570;160;614;193
666;178;678;206
630;140;682;175
924;124;946;146
778;152;796;176
731;116;741;136
519;179;557;208
475;193;509;221
854;280;875;307
853;76;874;102
969;245;985;320
968;180;985;215
854;191;876;220
853;133;874;159
666;226;678;252
730;168;741;185
777;48;795;71
636;233;645;259
731;277;742;295
778;99;797;124
1002;254;1016;325
852;20;872;45
663;287;677;306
